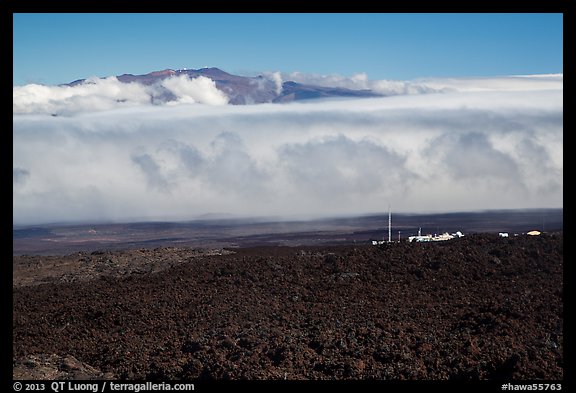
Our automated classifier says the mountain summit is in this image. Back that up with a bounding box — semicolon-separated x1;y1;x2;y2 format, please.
67;67;382;105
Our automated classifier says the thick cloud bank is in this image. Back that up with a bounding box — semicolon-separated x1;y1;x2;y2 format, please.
13;74;562;225
272;72;563;95
13;75;228;115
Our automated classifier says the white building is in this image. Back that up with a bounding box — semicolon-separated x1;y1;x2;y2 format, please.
408;228;464;242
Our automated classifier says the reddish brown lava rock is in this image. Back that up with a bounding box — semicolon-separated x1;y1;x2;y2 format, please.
13;234;563;380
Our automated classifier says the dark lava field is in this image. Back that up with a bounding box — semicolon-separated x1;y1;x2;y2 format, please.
13;233;563;380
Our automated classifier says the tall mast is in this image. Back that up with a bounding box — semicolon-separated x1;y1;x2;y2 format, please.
388;204;391;243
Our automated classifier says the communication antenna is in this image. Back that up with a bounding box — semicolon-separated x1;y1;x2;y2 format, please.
388;204;392;243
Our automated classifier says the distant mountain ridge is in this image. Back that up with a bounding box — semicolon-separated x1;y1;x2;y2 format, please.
66;67;382;104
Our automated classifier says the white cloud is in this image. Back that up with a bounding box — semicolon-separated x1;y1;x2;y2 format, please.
267;71;283;95
281;71;371;90
13;74;229;115
411;74;563;93
161;75;229;105
13;71;563;115
13;75;562;225
279;72;563;96
13;167;30;186
12;77;153;115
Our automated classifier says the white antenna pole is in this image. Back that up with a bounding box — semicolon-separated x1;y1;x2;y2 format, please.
388;204;391;243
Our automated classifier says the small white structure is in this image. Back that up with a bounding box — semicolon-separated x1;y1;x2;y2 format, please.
408;228;464;242
408;228;431;242
409;234;432;242
527;230;541;236
499;232;509;238
432;232;454;241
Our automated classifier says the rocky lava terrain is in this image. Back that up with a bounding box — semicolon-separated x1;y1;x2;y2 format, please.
13;234;563;380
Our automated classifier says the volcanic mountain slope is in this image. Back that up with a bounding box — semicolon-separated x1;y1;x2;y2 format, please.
66;67;381;105
13;233;562;380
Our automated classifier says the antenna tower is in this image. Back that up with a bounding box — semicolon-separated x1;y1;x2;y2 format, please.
388;204;391;243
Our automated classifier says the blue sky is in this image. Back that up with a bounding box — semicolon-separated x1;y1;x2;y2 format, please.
13;13;563;86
